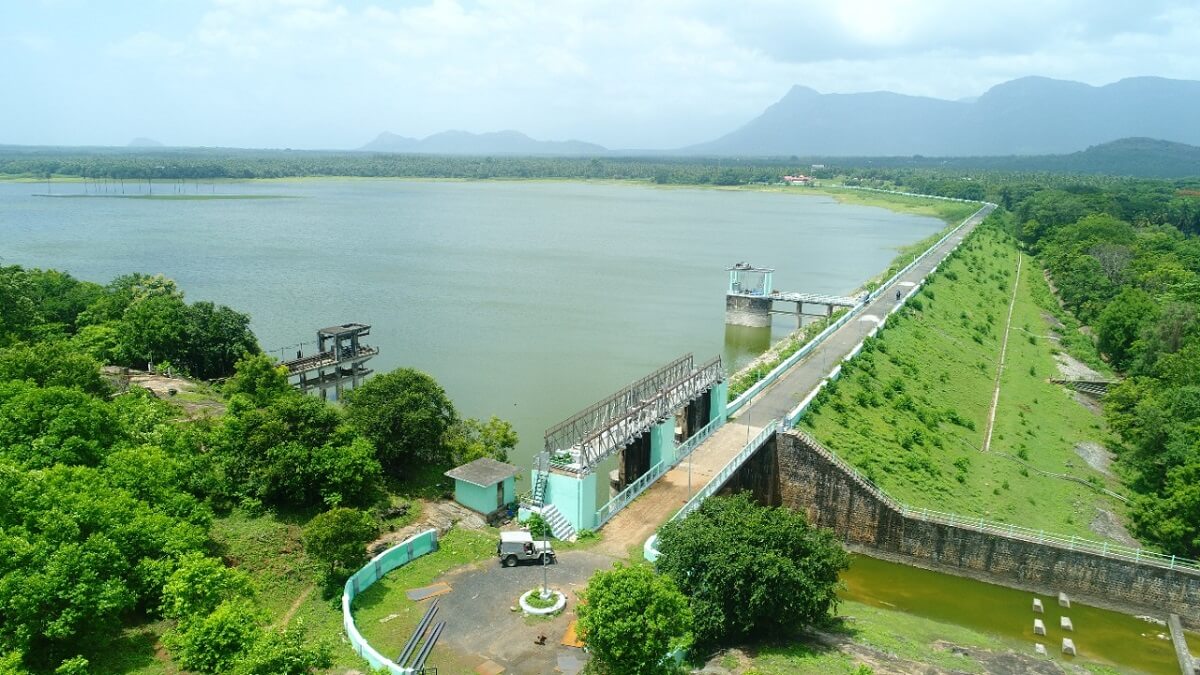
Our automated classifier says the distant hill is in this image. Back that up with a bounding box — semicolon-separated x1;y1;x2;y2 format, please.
127;137;163;147
361;130;606;155
687;76;1200;157
819;138;1200;178
1032;138;1200;177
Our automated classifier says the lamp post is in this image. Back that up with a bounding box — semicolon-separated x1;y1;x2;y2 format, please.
541;513;549;598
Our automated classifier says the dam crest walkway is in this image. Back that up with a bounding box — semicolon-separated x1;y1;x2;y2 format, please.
595;201;996;555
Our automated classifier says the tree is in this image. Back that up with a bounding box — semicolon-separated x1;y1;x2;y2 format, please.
224;354;291;407
302;508;378;578
51;657;88;675
447;415;518;464
0;341;109;396
258;438;382;508
344;368;458;470
78;273;181;327
1095;288;1158;370
17;269;103;335
1131;460;1200;557
0;266;39;346
184;302;259;380
216;390;382;508
69;324;121;364
0;383;122;468
0;459;208;660
167;598;263;674
577;564;691;675
118;294;189;368
228;625;332;675
655;493;849;651
160;554;254;623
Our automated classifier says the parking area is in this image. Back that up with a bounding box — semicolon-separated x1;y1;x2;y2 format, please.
429;548;618;674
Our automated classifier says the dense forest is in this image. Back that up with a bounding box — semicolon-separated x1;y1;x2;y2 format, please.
1;141;1198;187
0;267;514;673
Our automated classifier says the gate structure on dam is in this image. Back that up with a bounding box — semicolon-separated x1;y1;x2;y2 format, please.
523;353;727;537
725;262;861;329
280;323;378;400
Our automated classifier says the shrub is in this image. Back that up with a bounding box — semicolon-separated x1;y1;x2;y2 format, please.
577;564;691;675
656;494;849;652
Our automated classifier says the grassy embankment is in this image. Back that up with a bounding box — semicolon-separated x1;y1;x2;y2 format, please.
727;190;980;401
798;219;1126;540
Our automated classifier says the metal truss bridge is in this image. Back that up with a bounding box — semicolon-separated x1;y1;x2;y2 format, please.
545;353;724;474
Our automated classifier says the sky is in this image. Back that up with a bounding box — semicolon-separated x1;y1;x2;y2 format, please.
2;0;1198;150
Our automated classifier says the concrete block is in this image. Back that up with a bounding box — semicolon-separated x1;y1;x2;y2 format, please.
1032;598;1044;614
1058;592;1071;608
1033;619;1046;636
1062;637;1076;656
1060;616;1073;631
1034;643;1047;656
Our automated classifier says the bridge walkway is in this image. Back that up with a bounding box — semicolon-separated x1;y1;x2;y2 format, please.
596;203;995;557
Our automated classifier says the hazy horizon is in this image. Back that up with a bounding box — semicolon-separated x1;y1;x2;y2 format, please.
3;1;1198;150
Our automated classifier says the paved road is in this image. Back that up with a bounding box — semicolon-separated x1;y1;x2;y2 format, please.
597;203;995;557
433;550;616;674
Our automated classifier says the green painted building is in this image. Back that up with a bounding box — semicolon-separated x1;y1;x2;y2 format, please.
445;458;520;517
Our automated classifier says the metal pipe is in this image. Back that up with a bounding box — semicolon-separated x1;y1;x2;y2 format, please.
397;600;439;666
411;620;445;671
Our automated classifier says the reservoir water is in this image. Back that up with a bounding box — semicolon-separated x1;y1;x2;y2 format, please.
0;179;942;473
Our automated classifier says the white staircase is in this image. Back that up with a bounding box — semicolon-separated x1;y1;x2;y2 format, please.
539;503;577;542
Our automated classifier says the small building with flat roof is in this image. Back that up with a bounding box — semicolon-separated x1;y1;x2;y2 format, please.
445;457;520;517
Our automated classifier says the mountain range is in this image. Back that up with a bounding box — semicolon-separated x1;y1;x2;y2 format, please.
686;76;1200;156
360;76;1200;159
361;130;604;155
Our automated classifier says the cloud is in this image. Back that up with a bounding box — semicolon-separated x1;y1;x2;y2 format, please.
108;31;184;59
2;0;1198;148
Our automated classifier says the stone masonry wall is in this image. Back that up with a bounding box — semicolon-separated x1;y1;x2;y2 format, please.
717;434;781;507
770;429;1200;621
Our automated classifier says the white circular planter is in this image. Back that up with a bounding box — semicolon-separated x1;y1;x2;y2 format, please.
519;588;566;615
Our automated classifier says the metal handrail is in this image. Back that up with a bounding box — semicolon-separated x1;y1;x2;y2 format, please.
726;201;992;417
675;415;723;462
785;427;1200;574
673;420;779;523
594;416;725;528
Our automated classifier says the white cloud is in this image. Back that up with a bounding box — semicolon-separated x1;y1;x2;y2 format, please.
2;0;1198;148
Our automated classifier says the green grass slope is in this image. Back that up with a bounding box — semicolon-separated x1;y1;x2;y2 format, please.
799;220;1127;540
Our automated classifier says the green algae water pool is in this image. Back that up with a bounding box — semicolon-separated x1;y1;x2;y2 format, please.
842;554;1193;674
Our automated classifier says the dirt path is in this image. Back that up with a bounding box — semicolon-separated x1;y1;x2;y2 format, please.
981;252;1022;454
276;584;314;629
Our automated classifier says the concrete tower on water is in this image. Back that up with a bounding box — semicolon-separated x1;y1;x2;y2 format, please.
725;262;774;328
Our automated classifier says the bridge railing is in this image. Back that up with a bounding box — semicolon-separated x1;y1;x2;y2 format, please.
897;504;1200;572
673;420;779;523
595;416;724;529
675;415;723;462
726;200;991;418
727;312;855;416
780;334;1200;575
864;200;993;304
